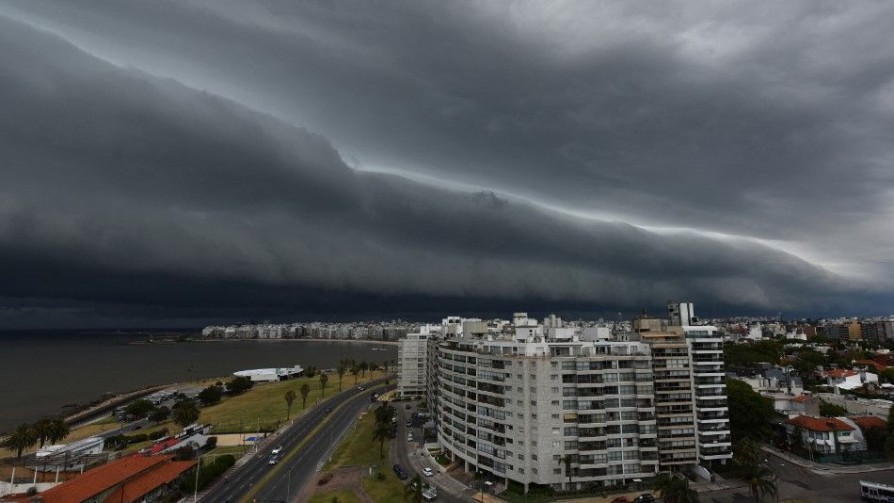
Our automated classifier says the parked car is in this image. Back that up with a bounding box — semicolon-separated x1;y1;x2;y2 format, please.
633;495;654;503
422;467;434;477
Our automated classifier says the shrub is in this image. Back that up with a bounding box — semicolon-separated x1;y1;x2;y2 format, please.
149;429;169;440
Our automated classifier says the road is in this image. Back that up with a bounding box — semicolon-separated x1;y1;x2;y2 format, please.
392;404;471;503
701;453;894;502
200;379;390;503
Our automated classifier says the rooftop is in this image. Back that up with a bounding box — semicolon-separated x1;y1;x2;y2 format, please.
786;415;854;432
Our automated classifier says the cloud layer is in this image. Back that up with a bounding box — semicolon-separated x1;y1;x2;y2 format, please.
1;2;892;326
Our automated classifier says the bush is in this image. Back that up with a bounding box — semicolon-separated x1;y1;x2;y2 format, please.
225;376;254;396
149;429;169;440
318;473;334;485
127;433;149;444
205;436;218;450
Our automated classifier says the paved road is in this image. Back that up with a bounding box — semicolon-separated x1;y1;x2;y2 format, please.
392;404;471;503
200;379;389;503
700;453;894;502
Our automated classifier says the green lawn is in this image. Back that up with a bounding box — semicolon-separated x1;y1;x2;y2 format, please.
201;371;386;432
313;399;407;503
324;410;390;470
361;470;408;503
307;489;362;503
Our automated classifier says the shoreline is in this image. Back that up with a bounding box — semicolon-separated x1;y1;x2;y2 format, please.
194;337;398;346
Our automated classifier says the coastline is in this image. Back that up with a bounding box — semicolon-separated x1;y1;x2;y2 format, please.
194;337;398;346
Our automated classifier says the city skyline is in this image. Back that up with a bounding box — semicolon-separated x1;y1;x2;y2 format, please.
2;2;894;328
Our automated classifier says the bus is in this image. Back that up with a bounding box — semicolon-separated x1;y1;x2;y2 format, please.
861;480;894;502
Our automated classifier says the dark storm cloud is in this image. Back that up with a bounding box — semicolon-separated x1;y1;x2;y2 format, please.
0;3;891;326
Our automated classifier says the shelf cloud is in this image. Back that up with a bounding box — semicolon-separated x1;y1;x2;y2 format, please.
1;2;892;326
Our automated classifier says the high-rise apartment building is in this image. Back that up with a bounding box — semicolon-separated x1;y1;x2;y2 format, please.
397;326;434;398
399;303;731;494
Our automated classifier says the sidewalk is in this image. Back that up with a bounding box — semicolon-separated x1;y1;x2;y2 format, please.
406;445;478;498
762;445;894;475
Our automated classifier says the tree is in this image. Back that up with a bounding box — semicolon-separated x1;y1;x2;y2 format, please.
172;400;200;428
742;464;777;502
337;363;347;392
734;438;763;467
865;426;889;453
557;454;573;490
654;473;699;503
727;378;775;442
198;384;223;406
284;390;296;420
150;406;171;422
45;417;69;446
373;421;391;458
320;373;329;397
125;399;156;419
383;360;390;373
404;475;424;503
351;366;360;385
2;423;38;458
374;402;395;427
360;361;369;378
300;383;311;409
33;417;68;448
226;376;254;396
819;400;848;417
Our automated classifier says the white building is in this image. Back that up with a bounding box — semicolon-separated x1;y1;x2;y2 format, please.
233;365;303;382
35;436;105;472
666;302;733;467
398;326;435;398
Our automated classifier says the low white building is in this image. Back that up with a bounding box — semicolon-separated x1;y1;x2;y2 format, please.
233;365;303;382
35;436;104;472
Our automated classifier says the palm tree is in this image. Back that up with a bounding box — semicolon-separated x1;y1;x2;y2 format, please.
46;417;69;446
735;438;763;466
33;417;54;448
654;473;699;503
171;400;200;428
320;373;329;397
743;464;777;502
383;360;390;373
284;390;296;420
557;454;573;491
404;474;424;503
2;423;38;458
372;421;391;458
337;363;347;392
375;402;395;426
300;383;311;409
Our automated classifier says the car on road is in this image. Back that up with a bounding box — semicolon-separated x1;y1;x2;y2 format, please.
358;386;365;390
422;467;434;477
271;446;283;455
633;494;654;503
268;456;279;465
407;434;414;442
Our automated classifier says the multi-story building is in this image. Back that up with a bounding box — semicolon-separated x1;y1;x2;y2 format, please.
667;303;733;468
397;325;435;398
411;304;730;495
434;316;659;492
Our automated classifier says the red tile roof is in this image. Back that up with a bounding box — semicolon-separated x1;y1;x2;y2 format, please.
822;369;859;379
852;416;888;431
791;394;812;403
108;460;196;502
37;455;194;503
786;415;855;432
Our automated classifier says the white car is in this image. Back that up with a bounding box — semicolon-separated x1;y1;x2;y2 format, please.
271;446;283;455
422;467;434;477
407;434;414;442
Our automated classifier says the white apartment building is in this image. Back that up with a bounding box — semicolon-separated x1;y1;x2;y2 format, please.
398;325;436;398
406;304;730;494
667;302;733;467
434;319;659;492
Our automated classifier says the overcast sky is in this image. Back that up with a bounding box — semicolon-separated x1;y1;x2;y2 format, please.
1;1;893;328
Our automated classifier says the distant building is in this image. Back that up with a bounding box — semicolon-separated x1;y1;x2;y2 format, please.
785;416;860;455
